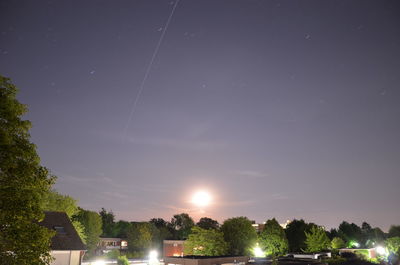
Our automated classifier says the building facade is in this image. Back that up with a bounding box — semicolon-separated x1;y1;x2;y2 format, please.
163;240;185;257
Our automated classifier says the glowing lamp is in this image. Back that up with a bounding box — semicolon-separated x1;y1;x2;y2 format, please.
376;246;386;256
253;246;264;257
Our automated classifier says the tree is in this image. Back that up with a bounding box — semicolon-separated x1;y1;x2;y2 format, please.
184;226;228;256
361;222;373;247
389;226;400;238
0;76;54;264
150;218;173;251
371;227;386;244
386;237;400;256
113;220;132;238
197;217;219;230
127;222;156;252
331;237;345;249
170;213;195;240
221;217;257;256
74;208;102;255
99;208;115;237
41;189;86;243
285;219;314;252
338;221;363;247
304;225;330;252
259;218;288;261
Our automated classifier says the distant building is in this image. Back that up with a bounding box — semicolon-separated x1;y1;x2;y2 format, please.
251;219;292;232
39;211;86;265
280;220;291;229
97;237;128;254
339;248;377;259
163;240;185;257
251;222;265;233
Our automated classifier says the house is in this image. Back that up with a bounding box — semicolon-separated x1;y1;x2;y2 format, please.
39;211;86;265
97;237;128;254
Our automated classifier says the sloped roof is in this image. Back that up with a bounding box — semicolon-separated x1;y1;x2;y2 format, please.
39;211;86;251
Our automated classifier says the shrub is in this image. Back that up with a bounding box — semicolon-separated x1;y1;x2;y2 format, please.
117;255;129;265
386;237;400;256
331;237;346;249
107;249;120;259
354;249;369;260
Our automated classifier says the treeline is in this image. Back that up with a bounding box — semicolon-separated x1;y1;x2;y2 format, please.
97;210;400;260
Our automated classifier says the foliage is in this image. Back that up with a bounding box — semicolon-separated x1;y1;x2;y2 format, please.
354;249;369;260
42;189;86;243
117;255;130;265
388;226;400;238
184;226;228;256
150;218;173;247
126;251;146;259
285;219;315;252
42;189;79;216
170;213;195;240
331;237;346;249
74;208;103;255
386;237;400;255
304;225;331;252
113;220;132;238
221;216;257;256
107;249;120;259
0;76;55;264
127;222;156;252
100;208;115;237
370;227;386;244
338;221;363;246
259;218;288;259
197;217;219;230
150;218;169;228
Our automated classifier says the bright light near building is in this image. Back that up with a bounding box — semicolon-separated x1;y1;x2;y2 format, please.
376;246;386;256
92;260;106;265
149;250;158;261
191;190;212;207
253;246;265;257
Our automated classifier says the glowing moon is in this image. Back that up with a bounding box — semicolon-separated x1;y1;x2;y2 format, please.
191;190;212;207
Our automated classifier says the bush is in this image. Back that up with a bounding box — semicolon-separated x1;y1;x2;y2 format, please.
354;249;369;260
126;251;145;259
107;249;120;259
331;237;346;249
117;255;129;265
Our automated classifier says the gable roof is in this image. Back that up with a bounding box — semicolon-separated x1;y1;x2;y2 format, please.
39;211;86;251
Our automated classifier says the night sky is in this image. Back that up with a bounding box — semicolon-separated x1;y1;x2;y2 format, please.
1;0;399;230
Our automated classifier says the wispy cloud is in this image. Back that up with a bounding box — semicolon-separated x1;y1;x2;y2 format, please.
271;193;289;200
216;200;255;207
127;137;226;151
235;170;268;178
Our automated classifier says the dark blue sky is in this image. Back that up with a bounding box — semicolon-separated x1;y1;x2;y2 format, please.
1;0;399;230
